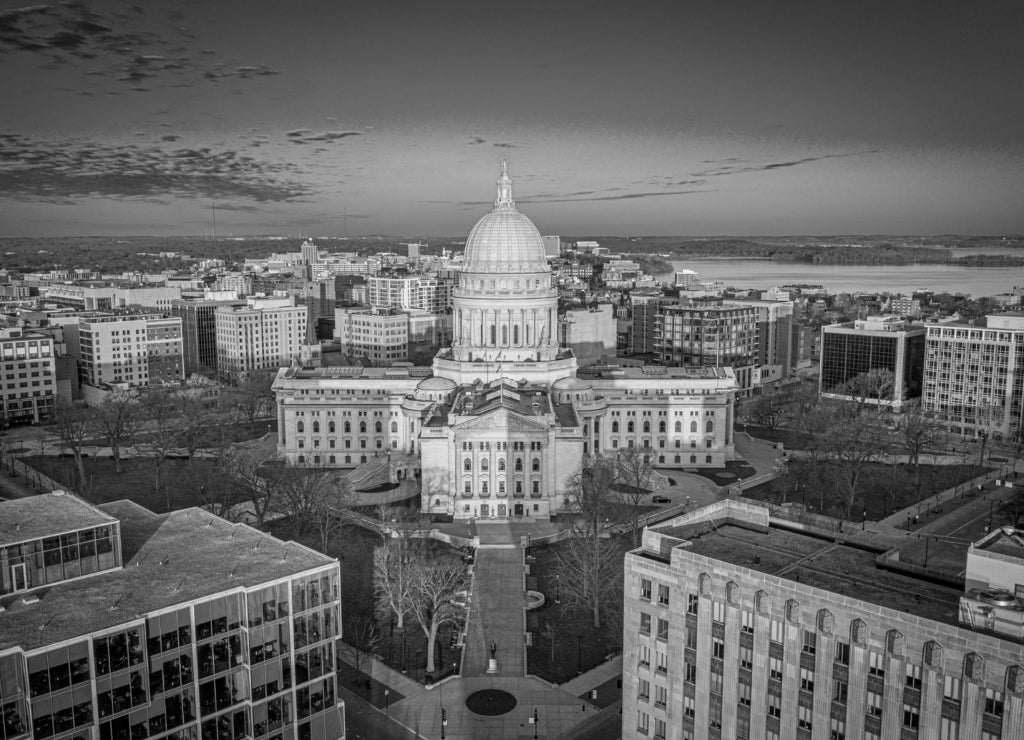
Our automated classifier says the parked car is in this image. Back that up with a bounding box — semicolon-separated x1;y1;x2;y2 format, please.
652;495;671;504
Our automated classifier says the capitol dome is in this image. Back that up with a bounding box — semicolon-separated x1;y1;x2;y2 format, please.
463;160;548;274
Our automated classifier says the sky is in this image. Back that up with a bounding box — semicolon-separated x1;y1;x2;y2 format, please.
1;0;1023;237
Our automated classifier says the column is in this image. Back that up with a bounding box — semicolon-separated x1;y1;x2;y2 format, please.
918;664;943;739
846;642;869;739
749;610;771;740
278;402;286;446
780;621;800;738
721;601;741;740
811;626;834;740
694;592;714;740
880;654;905;740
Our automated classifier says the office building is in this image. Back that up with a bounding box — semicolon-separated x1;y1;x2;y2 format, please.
365;274;455;314
215;296;308;382
559;304;617;366
819;315;926;411
0;328;56;424
171;299;245;378
622;499;1024;740
0;491;345;740
67;314;184;390
922;314;1024;440
44;284;181;312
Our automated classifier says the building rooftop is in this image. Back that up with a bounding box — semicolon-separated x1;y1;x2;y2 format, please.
454;381;553;419
278;365;434;381
578;364;730;380
0;501;335;652
0;492;118;547
656;519;963;626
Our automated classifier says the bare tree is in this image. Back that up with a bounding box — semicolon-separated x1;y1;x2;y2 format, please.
556;458;628;629
407;549;470;675
894;401;944;501
339;605;381;681
839;368;895;413
48;401;96;490
94;390;139;475
134;391;181;502
811;404;888;518
373;533;419;632
263;463;346;540
221;446;280;528
225;372;275;428
612;448;654;547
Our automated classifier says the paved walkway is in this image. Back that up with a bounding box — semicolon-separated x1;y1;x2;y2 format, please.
463;548;526;677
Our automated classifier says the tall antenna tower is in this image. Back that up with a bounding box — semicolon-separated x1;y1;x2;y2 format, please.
212;199;217;239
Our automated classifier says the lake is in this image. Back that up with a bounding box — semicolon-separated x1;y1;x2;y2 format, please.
657;252;1024;297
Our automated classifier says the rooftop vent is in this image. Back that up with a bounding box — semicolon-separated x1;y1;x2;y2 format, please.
978;589;1017;607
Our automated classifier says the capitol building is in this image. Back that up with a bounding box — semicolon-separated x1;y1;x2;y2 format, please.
272;163;739;520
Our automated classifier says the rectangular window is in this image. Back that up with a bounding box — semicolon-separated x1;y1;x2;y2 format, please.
712;601;725;623
985;688;1004;717
770;619;783;644
798;705;812;731
638;645;650;667
638;678;650;701
867;690;882;717
767;693;781;718
741;609;754;634
656;618;668;642
868;652;885;678
738;682;751;707
903;703;919;729
640;613;651;635
654;718;666;739
943;675;961;703
657;584;670;606
640;578;652;601
712;638;725;659
654;684;667;709
740;646;753;669
802;630;816;655
637;711;649;735
832;678;848;704
834;641;850;665
769;657;782;681
687;594;698;615
684;696;695;719
800;667;815;693
684;662;696;683
894;659;917;689
830;717;846;740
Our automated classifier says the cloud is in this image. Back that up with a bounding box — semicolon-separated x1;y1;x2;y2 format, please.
492;142;516;148
693;150;879;178
522;189;711;204
467;136;486;145
284;130;361;145
0;132;312;202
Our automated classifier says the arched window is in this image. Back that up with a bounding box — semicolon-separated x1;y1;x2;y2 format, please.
359;421;367;434
501;325;508;345
344;421;351;434
490;324;496;344
375;421;382;434
627;421;635;434
328;421;335;433
312;421;320;433
464;480;472;494
481;459;489;471
297;421;304;433
612;421;619;433
658;421;666;433
516;481;523;494
690;421;697;433
675;421;682;433
706;420;714;434
391;421;398;433
642;421;650;434
464;458;472;471
515;458;523;472
498;459;506;471
482;481;489;494
532;458;540;471
498;481;505;494
513;325;520;344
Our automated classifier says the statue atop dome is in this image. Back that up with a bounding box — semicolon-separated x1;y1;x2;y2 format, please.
495;157;514;208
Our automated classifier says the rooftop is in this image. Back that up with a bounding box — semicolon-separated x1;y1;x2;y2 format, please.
656;519;963;626
577;364;730;380
279;365;434;380
0;501;335;652
454;381;553;419
0;492;118;546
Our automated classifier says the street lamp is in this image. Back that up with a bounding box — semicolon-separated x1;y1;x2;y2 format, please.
577;634;583;675
555;574;560;604
531;708;539;740
862;509;867;531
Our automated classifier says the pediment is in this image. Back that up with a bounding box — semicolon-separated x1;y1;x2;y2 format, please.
454;408;549;433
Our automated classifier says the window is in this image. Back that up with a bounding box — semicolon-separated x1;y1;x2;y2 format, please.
464;458;472;471
868;652;885;678
654;685;666;709
905;663;922;690
769;657;782;681
628;421;635;433
296;421;304;433
312;421;319;433
687;594;698;615
640;579;652;600
770;619;783;644
654;718;666;739
834;641;850;665
684;662;696;683
800;667;815;693
683;696;695;719
712;638;724;659
943;675;961;704
638;645;650;668
656;651;668;675
830;717;846;740
740;646;753;669
832;678;848;703
767;693;780;718
656;618;668;641
657;584;669;605
640;613;651;635
637;711;649;735
867;690;882;717
532;458;540;471
984;688;1004;717
497;458;506;471
802;630;816;655
712;601;725;623
798;705;812;731
741;610;754;634
903;703;919;729
940;717;959;740
638;678;650;701
738;681;751;707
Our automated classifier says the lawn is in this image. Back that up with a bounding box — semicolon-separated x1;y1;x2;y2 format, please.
525;541;625;683
23;454;217;513
743;462;989;520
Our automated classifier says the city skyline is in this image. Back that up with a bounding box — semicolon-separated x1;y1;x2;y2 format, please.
2;0;1023;237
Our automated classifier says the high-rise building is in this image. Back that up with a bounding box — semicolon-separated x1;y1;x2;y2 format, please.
819;315;926;411
922;314;1024;440
273;163;740;520
0;328;57;424
171;299;245;378
628;292;675;355
67;314;184;390
215;296;309;382
365;274;455;314
0;491;345;740
622;499;1024;740
655;299;761;394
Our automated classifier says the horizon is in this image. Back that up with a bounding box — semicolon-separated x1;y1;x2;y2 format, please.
2;1;1023;237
